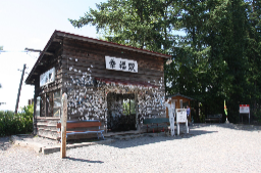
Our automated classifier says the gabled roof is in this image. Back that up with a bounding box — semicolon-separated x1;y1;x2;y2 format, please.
25;30;171;85
166;93;194;100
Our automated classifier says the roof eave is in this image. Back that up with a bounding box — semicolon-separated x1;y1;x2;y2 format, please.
25;32;57;85
56;31;171;59
166;93;194;100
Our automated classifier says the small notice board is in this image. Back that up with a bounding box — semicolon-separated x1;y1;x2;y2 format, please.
176;109;187;123
239;104;250;114
239;104;250;124
176;108;189;135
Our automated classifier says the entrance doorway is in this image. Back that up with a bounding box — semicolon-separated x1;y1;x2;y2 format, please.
107;92;136;132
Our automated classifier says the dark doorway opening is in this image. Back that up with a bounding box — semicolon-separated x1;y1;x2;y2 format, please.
107;92;136;132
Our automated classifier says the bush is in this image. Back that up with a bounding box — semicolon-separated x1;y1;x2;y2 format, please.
0;104;33;137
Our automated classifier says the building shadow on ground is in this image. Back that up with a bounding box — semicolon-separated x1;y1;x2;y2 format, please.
65;156;104;163
104;122;261;149
104;126;218;149
7;123;260;153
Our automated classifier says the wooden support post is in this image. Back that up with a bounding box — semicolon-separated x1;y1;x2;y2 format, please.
186;119;189;133
165;100;175;136
104;90;108;134
135;92;139;131
249;113;250;124
61;93;67;158
177;123;180;135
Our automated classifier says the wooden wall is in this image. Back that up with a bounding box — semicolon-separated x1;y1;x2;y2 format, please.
33;46;63;140
61;38;166;130
61;39;164;84
33;37;166;140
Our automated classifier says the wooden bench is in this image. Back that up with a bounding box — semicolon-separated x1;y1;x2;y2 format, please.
143;118;169;133
205;114;222;123
56;120;104;140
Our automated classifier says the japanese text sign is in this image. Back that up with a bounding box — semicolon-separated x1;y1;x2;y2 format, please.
105;56;138;73
239;104;250;114
176;109;187;123
40;67;55;87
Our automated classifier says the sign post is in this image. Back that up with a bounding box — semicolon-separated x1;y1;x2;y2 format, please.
239;104;250;124
165;99;175;136
61;93;68;158
176;109;189;135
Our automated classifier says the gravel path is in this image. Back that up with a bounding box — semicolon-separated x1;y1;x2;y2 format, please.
1;123;261;173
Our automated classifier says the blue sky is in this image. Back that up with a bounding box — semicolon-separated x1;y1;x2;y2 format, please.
0;0;106;111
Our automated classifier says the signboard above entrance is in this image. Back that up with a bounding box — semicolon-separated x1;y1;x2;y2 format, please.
105;56;138;73
40;67;55;87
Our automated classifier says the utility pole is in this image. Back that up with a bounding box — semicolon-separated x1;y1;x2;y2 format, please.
0;83;5;106
15;64;26;114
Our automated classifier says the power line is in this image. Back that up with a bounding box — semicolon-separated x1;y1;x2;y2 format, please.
0;48;42;54
0;50;28;53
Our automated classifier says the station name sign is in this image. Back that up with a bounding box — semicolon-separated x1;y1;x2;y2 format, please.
105;56;138;73
40;67;55;87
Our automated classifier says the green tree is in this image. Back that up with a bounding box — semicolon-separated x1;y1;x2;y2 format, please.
69;0;178;53
0;46;2;93
0;84;4;106
166;0;228;116
166;0;251;122
0;104;33;136
244;0;261;122
70;0;261;123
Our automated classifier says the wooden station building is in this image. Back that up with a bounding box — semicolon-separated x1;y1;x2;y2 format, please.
25;30;171;140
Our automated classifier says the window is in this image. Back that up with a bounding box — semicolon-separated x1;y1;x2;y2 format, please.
35;96;41;117
40;95;45;117
39;90;61;117
46;93;53;117
53;90;61;117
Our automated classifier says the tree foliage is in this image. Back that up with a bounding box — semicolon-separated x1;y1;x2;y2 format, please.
69;0;178;54
0;46;2;94
0;104;33;136
70;0;261;123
